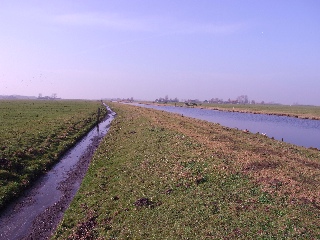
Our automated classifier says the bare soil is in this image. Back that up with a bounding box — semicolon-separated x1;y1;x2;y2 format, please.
0;113;111;240
23;136;101;239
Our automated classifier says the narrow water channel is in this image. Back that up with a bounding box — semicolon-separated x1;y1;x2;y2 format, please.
133;103;320;149
0;105;115;240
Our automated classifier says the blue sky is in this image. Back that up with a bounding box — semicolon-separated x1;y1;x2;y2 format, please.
1;0;319;105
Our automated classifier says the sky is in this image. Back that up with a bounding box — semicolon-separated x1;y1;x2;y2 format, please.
1;0;319;105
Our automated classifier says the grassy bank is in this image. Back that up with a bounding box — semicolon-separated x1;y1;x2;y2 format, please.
0;100;106;210
54;102;319;239
148;102;320;120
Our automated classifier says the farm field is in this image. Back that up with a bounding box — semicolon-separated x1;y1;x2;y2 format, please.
54;102;320;239
0;100;106;210
149;102;320;120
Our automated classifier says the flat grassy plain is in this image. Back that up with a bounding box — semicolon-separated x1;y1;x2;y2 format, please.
149;102;320;120
0;100;106;210
54;102;320;239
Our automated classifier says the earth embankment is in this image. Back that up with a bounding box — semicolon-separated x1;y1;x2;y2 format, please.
53;102;320;239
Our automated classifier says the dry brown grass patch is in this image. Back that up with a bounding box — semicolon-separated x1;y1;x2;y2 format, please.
132;104;320;209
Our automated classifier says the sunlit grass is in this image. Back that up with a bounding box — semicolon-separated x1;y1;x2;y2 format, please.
152;101;320;120
0;100;106;210
54;102;320;239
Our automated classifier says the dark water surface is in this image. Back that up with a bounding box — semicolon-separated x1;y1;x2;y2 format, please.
0;105;115;240
133;103;320;149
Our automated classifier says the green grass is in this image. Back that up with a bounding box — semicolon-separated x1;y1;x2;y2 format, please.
0;100;106;210
149;101;320;120
203;103;320;119
53;102;320;239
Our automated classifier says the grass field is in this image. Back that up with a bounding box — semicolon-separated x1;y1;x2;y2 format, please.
149;102;320;120
0;100;106;210
53;102;320;239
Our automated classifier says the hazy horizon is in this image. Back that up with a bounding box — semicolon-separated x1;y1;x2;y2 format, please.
1;1;319;106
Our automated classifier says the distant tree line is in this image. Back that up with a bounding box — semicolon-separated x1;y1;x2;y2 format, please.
154;95;274;105
38;93;60;100
155;95;179;103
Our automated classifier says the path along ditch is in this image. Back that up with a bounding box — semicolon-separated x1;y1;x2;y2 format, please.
132;103;320;149
0;105;115;240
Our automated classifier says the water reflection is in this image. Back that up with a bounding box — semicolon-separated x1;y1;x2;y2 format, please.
0;106;115;239
133;104;320;149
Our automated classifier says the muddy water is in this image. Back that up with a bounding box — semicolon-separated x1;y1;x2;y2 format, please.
0;105;115;240
133;103;320;149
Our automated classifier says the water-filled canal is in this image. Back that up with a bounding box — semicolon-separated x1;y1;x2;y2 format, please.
0;105;115;239
133;103;320;149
